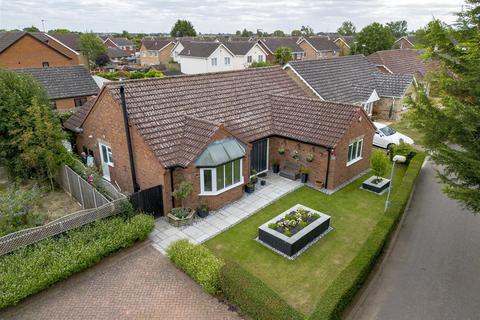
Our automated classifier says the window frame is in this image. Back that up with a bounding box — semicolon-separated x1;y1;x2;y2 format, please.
347;137;364;166
74;97;88;107
258;55;264;62
247;55;252;63
199;158;243;195
224;56;231;65
363;102;373;116
211;57;217;66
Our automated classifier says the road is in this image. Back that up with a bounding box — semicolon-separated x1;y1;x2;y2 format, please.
348;160;480;320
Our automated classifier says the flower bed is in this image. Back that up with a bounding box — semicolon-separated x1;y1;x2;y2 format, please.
268;206;320;237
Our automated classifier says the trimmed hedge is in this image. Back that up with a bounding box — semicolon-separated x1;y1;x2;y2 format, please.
0;214;154;309
220;261;305;320
309;152;426;320
166;239;223;295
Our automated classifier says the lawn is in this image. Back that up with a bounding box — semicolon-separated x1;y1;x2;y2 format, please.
205;165;407;316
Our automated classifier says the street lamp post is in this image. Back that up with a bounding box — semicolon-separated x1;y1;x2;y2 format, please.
385;155;407;213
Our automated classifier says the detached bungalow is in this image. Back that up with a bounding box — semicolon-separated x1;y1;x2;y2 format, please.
297;36;340;59
64;67;375;215
16;65;99;110
258;38;305;63
103;37;135;55
284;55;414;120
334;36;354;56
140;38;175;66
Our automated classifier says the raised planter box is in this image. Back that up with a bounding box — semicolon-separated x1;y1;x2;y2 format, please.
257;204;331;259
362;176;391;194
167;208;195;227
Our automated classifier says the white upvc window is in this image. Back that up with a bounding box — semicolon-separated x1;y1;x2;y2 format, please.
211;57;217;66
363;102;373;116
200;159;243;195
258;55;264;62
347;138;363;166
247;55;252;63
224;57;231;65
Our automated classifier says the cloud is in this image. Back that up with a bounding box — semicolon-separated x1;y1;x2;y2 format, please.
0;0;464;33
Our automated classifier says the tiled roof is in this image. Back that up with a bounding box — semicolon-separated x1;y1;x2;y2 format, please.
16;66;99;100
63;98;95;131
221;41;257;55
260;38;304;53
107;47;129;58
374;73;414;97
367;49;435;78
286;55;413;104
301;36;339;51
109;37;134;46
48;33;81;51
0;31;49;53
141;38;173;51
77;67;364;167
178;41;222;58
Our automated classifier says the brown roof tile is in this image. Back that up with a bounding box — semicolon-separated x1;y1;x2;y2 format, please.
367;49;436;78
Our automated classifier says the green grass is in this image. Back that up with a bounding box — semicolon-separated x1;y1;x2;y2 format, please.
390;120;425;146
205;165;407;316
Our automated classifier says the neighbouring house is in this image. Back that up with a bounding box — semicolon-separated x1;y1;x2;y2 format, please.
284;55;414;120
221;40;268;67
103;37;135;55
176;41;236;74
107;47;130;65
394;35;417;49
0;32;79;69
334;36;354;56
16;65;99;110
258;38;305;63
64;67;375;216
46;32;89;66
367;49;436;80
297;36;340;59
139;38;175;66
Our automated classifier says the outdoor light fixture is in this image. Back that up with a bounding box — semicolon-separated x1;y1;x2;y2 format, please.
385;155;407;213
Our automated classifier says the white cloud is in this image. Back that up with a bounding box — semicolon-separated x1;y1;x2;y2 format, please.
0;0;464;33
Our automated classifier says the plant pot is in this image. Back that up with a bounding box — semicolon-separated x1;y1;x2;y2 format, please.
167;208;195;227
245;184;255;193
260;180;266;186
251;177;258;184
197;207;209;218
300;173;308;183
272;164;280;173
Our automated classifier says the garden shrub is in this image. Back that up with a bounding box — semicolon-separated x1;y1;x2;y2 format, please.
166;239;223;295
0;213;154;309
219;261;304;320
309;152;426;320
390;141;416;164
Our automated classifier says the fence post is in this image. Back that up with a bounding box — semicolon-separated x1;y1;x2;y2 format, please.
93;189;97;208
78;176;85;209
65;166;72;196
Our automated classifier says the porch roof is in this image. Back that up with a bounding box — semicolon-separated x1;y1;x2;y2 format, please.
195;138;245;167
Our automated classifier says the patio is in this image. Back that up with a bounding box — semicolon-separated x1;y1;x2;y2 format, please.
150;173;302;254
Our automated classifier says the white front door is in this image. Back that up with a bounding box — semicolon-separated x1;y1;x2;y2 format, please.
99;143;113;181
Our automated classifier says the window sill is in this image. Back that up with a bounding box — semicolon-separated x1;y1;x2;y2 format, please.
199;179;244;196
346;157;363;167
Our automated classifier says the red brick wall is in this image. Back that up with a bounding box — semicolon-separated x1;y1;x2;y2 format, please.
0;35;74;69
54;95;94;111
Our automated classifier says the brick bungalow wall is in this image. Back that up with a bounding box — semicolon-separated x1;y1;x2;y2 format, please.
54;95;94;111
298;41;317;60
334;40;351;56
0;35;74;69
373;84;415;121
140;42;175;66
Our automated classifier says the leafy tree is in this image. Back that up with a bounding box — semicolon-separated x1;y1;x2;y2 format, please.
172;181;193;208
23;25;40;32
273;47;292;65
170;20;197;37
291;30;302;37
95;53;110;67
353;22;395;55
49;28;71;34
0;71;68;187
300;25;314;36
145;69;164;78
235;30;241;36
241;28;254;37
79;32;107;69
370;149;389;183
405;2;480;213
272;30;285;37
386;20;408;38
337;20;356;36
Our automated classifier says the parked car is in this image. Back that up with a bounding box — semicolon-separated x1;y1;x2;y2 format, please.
373;122;414;149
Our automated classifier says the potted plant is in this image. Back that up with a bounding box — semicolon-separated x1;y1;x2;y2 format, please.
197;199;209;218
362;150;391;194
245;181;255;193
278;147;285;155
299;165;309;183
306;153;314;162
168;181;195;227
251;169;258;184
292;150;300;160
272;159;280;173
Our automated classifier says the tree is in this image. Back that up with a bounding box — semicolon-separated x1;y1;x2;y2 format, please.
405;2;480;213
249;61;272;68
353;22;395;55
370;150;389;183
95;53;110;67
172;181;193;208
170;20;197;37
241;28;254;37
272;30;285;37
23;25;39;32
0;71;68;187
291;30;302;37
49;28;71;34
273;47;292;65
79;32;107;68
300;25;314;36
235;30;241;36
386;20;408;38
337;20;356;36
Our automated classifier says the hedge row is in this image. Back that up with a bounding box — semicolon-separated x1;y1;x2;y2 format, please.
0;214;154;309
220;261;304;320
309;152;426;320
166;239;223;295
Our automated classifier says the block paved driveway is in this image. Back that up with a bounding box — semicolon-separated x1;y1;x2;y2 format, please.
0;242;241;320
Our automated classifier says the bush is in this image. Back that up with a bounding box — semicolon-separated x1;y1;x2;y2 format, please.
310;152;426;320
166;239;223;295
249;61;272;68
370;149;389;180
390;142;416;164
0;213;154;309
219;262;304;320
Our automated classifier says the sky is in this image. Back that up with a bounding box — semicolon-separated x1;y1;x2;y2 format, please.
0;0;465;34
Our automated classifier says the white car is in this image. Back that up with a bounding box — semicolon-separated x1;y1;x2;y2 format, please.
373;122;414;149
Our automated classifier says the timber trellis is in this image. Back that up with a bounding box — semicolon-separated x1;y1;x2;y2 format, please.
0;165;128;256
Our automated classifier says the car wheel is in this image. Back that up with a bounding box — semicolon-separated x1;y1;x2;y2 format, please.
387;144;394;152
